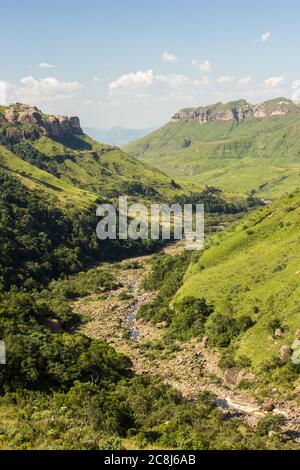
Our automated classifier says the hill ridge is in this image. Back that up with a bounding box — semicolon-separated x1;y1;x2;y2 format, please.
171;98;300;125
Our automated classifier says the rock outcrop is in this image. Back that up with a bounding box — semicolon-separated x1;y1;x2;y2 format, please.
0;103;83;141
171;98;300;124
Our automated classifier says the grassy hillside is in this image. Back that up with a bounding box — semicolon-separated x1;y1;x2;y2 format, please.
124;99;300;199
0;104;199;209
175;190;300;372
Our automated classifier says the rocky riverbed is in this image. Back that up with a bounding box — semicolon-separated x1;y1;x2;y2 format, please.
72;244;300;442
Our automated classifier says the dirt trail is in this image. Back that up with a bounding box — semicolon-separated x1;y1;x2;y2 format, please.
73;244;300;438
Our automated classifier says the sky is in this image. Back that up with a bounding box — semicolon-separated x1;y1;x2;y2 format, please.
1;0;300;128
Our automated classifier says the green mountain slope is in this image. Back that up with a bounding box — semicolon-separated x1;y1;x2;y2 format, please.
175;190;300;371
124;98;300;199
0;103;195;209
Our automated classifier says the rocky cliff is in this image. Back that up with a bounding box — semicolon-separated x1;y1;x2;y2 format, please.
171;98;300;124
0;103;83;141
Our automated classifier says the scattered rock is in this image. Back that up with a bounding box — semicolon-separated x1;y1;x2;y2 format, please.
295;329;300;339
236;370;257;384
274;328;284;338
273;408;288;418
293;385;300;394
224;368;240;386
201;336;209;349
279;345;292;360
156;321;168;329
263;401;275;412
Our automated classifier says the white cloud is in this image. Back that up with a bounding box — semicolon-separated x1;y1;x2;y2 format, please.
156;73;188;89
108;70;191;100
261;32;271;43
161;51;178;63
192;59;211;73
109;69;155;95
238;76;252;86
39;62;56;69
193;76;209;87
216;75;235;84
10;76;82;104
264;76;285;88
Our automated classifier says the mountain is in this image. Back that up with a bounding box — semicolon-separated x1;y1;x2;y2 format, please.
124;98;300;199
0;103;192;209
83;126;156;146
175;189;300;371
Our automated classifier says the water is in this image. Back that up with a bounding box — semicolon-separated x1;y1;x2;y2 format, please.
127;282;140;339
128;302;139;339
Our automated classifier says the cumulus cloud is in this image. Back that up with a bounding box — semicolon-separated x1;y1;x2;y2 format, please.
238;76;252;86
161;51;178;63
264;76;285;88
109;69;155;96
192;59;211;73
193;76;210;87
156;73;188;89
261;32;271;43
9;76;82;104
216;75;235;84
108;69;192;100
39;62;56;69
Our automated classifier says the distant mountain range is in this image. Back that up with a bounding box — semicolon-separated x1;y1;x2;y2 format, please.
83;126;156;146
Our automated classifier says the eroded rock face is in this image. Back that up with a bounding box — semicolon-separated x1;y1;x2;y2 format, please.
170;98;300;124
0;103;83;141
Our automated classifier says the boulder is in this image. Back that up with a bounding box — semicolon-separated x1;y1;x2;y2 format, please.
274;328;284;338
263;401;275;412
224;367;240;386
236;370;257;384
156;321;168;329
279;345;292;360
201;336;209;348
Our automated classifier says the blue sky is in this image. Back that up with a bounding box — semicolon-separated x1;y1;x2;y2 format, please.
1;0;300;127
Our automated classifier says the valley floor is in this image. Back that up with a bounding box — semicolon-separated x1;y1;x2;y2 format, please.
72;244;300;445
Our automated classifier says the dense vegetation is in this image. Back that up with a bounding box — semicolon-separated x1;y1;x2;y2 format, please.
1;102;299;450
174;191;300;390
0;171;163;292
0;280;296;449
139;252;214;341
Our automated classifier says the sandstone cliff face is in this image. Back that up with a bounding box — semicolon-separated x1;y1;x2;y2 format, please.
1;103;83;141
171;99;300;124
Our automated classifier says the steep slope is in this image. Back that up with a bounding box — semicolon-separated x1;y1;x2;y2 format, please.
125;98;300;199
0;103;193;208
175;190;300;371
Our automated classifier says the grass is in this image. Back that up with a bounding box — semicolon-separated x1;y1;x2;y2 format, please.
175;190;300;368
124;112;300;199
0;123;204;211
0;144;96;209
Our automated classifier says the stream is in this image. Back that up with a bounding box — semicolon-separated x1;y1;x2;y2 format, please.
126;282;140;340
